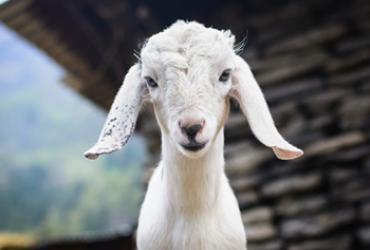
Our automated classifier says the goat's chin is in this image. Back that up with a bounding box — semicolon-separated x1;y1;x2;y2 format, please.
176;142;210;159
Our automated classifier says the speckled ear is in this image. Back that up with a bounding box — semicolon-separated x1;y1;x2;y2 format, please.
84;64;145;160
230;55;303;160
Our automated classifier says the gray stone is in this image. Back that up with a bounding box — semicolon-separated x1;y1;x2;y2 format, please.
225;142;252;158
279;115;306;141
264;78;322;103
325;50;370;72
339;96;370;129
357;15;370;33
251;53;302;72
277;195;327;217
257;51;328;86
226;149;272;176
225;114;246;131
262;173;321;198
225;141;266;161
249;239;282;250
331;177;370;202
231;174;261;192
326;145;370;162
335;36;370;53
281;208;355;239
300;89;346;115
328;167;358;183
303;131;366;157
247;222;277;242
237;191;259;207
365;157;370;174
263;161;302;179
360;202;370;221
224;114;251;141
288;234;351;250
266;25;346;54
360;81;370;92
270;101;300;127
329;67;370;86
357;227;370;245
290;130;324;147
306;116;333;131
242;207;273;224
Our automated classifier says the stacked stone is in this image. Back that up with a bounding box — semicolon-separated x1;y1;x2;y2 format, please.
142;0;370;249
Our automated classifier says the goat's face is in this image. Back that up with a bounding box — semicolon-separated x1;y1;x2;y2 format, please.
85;21;303;161
140;23;235;158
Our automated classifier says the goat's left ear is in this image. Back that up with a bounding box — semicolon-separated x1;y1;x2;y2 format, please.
84;64;146;160
230;55;303;160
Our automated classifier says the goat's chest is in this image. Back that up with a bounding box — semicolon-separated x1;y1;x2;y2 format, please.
137;167;246;250
169;214;245;250
139;210;245;250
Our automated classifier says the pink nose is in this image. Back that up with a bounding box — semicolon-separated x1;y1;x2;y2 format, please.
179;118;205;140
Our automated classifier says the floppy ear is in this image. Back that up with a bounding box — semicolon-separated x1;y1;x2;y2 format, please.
84;64;145;160
230;55;303;160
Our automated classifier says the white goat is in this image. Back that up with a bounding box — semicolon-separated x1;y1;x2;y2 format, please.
85;21;303;250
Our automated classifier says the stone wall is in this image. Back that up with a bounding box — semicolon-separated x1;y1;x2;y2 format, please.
142;0;370;249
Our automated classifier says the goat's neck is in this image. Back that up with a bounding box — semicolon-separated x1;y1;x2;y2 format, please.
161;131;225;214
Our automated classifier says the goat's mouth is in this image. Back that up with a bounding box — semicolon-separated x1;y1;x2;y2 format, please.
181;141;207;152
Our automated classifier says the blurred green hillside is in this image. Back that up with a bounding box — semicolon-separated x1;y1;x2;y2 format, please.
0;23;147;239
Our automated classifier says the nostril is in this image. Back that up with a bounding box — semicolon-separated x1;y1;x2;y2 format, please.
187;124;202;137
181;123;203;140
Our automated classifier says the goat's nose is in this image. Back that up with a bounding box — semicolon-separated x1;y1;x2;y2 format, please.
179;120;205;140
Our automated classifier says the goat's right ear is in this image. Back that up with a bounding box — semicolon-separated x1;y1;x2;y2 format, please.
230;55;303;160
84;64;146;160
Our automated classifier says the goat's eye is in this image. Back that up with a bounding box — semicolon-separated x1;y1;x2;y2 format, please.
219;69;232;82
145;76;158;88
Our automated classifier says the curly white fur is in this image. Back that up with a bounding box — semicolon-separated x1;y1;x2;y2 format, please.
85;21;303;250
